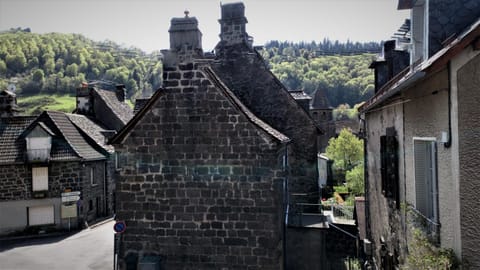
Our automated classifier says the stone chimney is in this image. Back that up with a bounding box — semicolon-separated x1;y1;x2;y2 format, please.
115;84;126;103
0;89;19;117
217;2;253;48
370;40;409;93
164;11;203;68
76;82;93;115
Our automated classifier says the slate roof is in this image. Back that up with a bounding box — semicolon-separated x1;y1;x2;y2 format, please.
310;88;332;110
47;111;106;161
111;66;290;145
289;90;312;101
94;88;133;125
204;67;290;143
0;116;36;164
133;98;150;114
360;18;480;112
66;113;115;153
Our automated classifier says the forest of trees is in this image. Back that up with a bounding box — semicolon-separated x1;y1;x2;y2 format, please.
0;29;381;114
0;28;162;100
261;39;381;107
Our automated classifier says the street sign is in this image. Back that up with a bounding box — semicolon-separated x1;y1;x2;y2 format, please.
62;191;81;197
113;221;126;233
61;195;80;202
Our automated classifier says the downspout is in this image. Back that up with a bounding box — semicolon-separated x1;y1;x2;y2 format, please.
360;113;371;258
283;144;290;270
444;61;452;148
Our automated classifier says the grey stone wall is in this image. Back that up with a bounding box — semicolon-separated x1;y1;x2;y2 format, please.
114;62;286;270
457;53;480;269
364;101;406;265
0;165;30;201
212;50;319;205
0;160;109;225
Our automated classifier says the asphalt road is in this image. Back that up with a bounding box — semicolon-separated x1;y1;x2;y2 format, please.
0;220;115;270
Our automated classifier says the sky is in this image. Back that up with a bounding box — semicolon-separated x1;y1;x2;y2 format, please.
0;0;410;53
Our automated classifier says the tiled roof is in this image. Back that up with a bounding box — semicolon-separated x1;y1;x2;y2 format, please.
289;90;312;101
94;88;133;125
0;116;36;164
47;111;106;161
66;113;114;153
203;67;290;143
133;98;150;114
310;88;331;110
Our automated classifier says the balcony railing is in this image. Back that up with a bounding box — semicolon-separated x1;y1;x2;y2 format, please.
27;149;50;163
409;206;441;245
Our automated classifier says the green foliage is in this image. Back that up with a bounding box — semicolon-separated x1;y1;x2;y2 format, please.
345;163;364;196
0;31;162;101
333;185;349;194
17;94;76;115
404;229;459;270
325;128;364;172
263;40;378;107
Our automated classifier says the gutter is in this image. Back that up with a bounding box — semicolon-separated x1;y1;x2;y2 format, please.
361;68;426;113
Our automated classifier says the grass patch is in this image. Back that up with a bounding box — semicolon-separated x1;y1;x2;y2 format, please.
17;94;76;115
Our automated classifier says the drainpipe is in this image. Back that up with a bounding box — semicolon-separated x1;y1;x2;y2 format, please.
444;61;452;148
282;143;290;270
360;113;372;262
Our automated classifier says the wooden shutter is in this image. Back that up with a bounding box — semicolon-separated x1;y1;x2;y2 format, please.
32;167;48;191
380;136;387;195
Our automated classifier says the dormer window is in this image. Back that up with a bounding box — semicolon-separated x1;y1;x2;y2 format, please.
411;0;429;64
25;123;53;163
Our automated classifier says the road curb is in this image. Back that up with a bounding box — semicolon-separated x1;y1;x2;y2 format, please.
88;216;114;229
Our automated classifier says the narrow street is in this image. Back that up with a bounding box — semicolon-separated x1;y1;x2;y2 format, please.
0;220;114;270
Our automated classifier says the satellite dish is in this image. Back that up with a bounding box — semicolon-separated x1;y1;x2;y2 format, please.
7;84;16;93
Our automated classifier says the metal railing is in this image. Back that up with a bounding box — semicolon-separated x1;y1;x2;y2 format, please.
332;204;354;220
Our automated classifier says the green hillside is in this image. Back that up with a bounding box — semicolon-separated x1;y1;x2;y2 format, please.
0;28;162;103
1;29;379;117
261;40;379;107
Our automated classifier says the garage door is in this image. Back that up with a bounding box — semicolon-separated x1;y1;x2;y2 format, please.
29;205;54;226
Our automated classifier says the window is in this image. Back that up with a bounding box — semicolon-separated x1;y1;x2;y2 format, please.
32;167;48;191
414;139;438;222
90;167;96;185
380;128;400;208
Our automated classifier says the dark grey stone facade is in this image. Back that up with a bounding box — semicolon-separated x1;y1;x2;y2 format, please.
113;62;287;269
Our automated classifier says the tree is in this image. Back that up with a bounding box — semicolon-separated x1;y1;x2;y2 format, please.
32;69;44;82
345;163;364;196
325;128;363;172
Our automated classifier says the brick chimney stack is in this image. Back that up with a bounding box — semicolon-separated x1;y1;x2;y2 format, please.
164;11;203;68
0;89;19;117
217;2;252;48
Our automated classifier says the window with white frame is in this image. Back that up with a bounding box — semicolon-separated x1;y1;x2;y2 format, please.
32;167;48;191
414;139;438;222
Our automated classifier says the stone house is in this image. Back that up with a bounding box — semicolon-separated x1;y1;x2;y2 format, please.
360;0;480;268
0;79;133;235
0;107;112;235
111;3;320;269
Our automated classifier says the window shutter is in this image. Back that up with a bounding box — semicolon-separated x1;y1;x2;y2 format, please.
386;135;399;208
413;141;430;217
380;136;387;194
32;167;48;191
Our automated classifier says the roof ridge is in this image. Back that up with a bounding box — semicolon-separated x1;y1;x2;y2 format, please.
203;66;290;143
47;111;83;158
